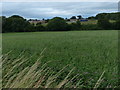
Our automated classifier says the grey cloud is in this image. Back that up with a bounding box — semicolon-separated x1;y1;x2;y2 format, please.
2;2;118;19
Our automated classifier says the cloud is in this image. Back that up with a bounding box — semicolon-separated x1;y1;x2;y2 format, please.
2;2;118;19
2;0;119;2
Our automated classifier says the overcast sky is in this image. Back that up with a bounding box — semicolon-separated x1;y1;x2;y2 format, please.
2;0;119;2
2;1;119;19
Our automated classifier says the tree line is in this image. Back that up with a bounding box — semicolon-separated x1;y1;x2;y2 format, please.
87;12;120;20
1;12;120;33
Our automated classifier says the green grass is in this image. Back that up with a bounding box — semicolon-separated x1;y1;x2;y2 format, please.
76;20;115;25
81;20;98;25
2;30;118;88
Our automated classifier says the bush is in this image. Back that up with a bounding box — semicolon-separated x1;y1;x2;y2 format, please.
97;17;111;30
46;17;68;31
25;24;35;32
35;24;46;31
115;20;120;30
69;21;81;30
81;24;101;30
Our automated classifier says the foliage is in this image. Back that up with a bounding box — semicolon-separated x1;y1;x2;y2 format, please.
2;16;6;33
46;17;68;31
77;15;82;19
45;19;50;23
70;16;77;19
87;16;96;20
2;15;33;32
81;24;100;30
1;14;119;33
115;14;120;30
69;21;81;30
2;52;82;88
35;24;46;31
115;20;120;30
97;16;111;30
96;12;120;20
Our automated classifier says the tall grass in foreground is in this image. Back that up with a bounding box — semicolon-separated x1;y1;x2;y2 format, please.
2;51;81;88
2;51;119;88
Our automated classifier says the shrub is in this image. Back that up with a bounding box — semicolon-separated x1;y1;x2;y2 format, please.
35;24;46;31
25;24;35;32
69;21;81;30
115;20;120;30
81;24;101;30
97;17;111;30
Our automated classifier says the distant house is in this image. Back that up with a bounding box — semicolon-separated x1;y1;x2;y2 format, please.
28;19;46;25
70;19;77;23
69;19;88;23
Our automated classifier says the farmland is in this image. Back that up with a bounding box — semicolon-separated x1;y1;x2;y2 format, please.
42;20;116;26
2;30;118;88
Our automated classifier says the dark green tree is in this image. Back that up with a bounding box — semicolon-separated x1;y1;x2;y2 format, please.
96;12;120;20
35;23;45;31
4;15;32;32
46;17;68;31
45;19;50;23
2;16;7;33
115;15;120;30
77;15;82;19
87;16;96;20
69;20;81;30
70;16;76;19
36;22;42;25
97;16;111;30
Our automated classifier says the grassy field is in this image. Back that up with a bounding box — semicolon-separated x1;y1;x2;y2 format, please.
2;30;118;88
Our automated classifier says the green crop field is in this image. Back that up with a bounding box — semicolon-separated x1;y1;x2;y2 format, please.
2;30;119;88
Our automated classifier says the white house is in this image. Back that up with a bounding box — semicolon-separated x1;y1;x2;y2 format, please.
28;19;46;25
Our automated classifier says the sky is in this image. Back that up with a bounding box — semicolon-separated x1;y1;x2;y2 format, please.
1;0;120;2
1;1;119;19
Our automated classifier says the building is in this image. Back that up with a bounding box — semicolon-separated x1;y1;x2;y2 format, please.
70;19;77;23
69;19;88;23
28;19;46;25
